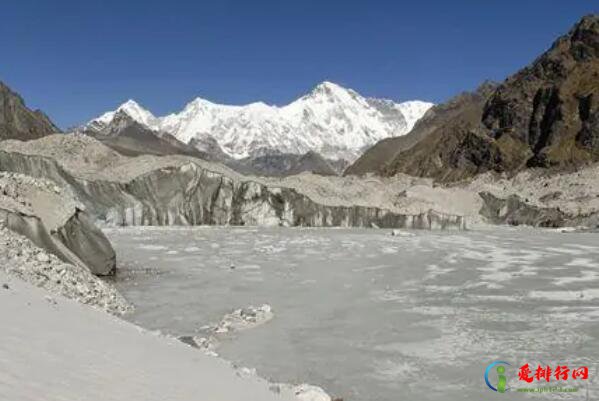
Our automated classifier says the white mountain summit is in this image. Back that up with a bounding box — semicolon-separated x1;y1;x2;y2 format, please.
86;82;433;162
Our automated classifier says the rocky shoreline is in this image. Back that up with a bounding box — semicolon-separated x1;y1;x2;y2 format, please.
0;226;129;314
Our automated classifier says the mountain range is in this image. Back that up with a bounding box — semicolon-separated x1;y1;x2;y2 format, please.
1;15;597;183
82;81;433;166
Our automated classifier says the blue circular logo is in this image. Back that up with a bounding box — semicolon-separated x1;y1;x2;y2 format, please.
485;361;511;393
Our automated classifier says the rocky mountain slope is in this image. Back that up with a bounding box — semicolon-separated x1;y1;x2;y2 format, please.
348;14;599;182
345;82;497;176
78;110;212;159
242;151;340;177
482;14;599;169
0;81;59;140
84;82;433;163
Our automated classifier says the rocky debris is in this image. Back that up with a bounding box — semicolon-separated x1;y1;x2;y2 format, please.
178;335;220;356
0;226;130;314
478;192;566;227
179;304;274;357
292;384;332;401
0;81;59;140
213;304;274;334
0;172;116;275
0;135;467;230
463;164;599;227
266;383;332;401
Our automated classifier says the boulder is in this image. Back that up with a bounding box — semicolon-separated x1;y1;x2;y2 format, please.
0;172;116;275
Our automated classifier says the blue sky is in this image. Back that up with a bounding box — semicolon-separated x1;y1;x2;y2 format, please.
1;0;595;128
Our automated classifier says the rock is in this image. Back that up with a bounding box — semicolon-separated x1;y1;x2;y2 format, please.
213;304;274;334
293;384;331;401
2;283;8;289
178;335;219;356
0;226;129;314
36;253;50;263
0;172;116;276
235;367;257;379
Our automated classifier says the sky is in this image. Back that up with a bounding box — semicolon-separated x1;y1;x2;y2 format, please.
0;0;595;129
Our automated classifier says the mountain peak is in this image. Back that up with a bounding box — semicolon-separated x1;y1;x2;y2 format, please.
187;97;217;108
310;81;352;96
118;100;155;121
120;99;140;107
314;81;343;90
92;99;156;128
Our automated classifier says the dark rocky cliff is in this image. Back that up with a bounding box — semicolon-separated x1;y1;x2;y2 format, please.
0;81;59;140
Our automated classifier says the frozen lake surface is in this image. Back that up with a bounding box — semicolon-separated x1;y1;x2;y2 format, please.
107;227;599;400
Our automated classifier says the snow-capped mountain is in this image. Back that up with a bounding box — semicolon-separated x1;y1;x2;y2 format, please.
90;99;158;130
85;82;433;162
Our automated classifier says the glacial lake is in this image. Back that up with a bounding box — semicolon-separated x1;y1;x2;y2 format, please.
107;226;599;401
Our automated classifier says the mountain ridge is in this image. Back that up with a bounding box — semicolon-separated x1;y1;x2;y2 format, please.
84;81;433;163
347;14;599;181
0;81;59;140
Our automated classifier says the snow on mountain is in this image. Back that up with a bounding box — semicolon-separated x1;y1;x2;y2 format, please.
395;100;435;132
92;100;157;128
86;82;433;162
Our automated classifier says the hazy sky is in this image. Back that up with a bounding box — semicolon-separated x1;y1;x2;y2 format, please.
1;0;595;128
